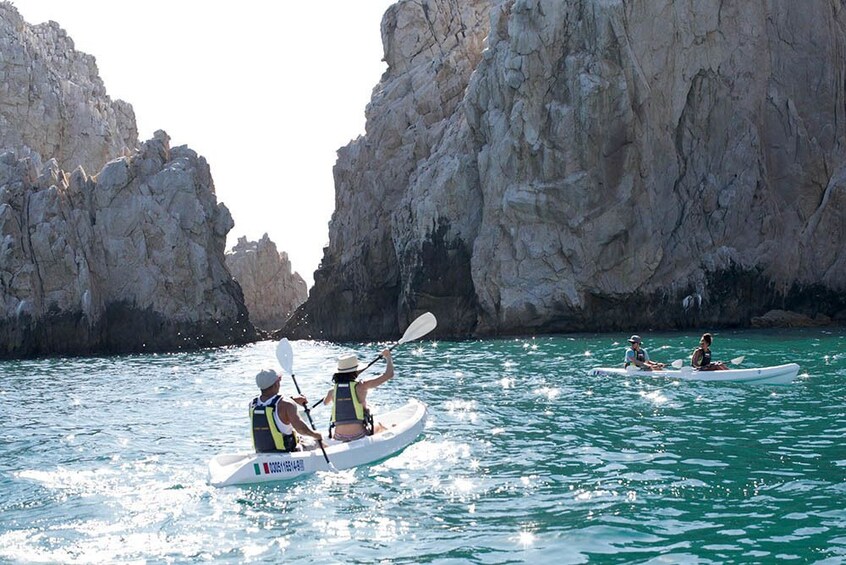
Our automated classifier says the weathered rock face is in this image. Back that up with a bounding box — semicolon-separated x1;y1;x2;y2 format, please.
0;2;138;175
0;5;256;358
286;0;491;340
0;132;257;358
290;0;846;340
225;234;307;331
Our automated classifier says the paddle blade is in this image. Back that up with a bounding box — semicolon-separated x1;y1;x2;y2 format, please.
671;359;684;369
276;339;293;375
731;355;745;365
398;312;437;344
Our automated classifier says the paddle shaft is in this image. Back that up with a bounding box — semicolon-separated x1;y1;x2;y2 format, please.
354;314;436;375
361;342;399;374
673;354;745;369
289;372;331;466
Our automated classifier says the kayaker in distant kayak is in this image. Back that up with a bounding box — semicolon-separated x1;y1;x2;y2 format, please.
691;333;728;371
250;369;323;453
322;349;394;442
624;335;665;370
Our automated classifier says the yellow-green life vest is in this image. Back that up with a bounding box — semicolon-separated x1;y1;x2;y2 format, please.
250;395;298;453
331;381;366;426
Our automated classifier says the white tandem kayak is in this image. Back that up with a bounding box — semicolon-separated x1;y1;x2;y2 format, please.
590;363;800;385
209;399;427;487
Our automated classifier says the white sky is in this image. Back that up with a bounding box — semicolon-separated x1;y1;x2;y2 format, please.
10;0;397;288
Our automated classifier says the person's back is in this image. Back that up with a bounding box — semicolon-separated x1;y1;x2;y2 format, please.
250;369;322;452
251;394;298;452
323;349;394;441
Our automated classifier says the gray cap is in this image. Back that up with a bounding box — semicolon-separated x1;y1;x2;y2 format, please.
627;335;642;344
255;369;279;390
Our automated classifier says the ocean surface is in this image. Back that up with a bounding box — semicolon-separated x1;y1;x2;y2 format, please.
1;328;844;564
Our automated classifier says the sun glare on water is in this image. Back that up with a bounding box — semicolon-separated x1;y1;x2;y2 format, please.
639;390;668;405
516;530;536;547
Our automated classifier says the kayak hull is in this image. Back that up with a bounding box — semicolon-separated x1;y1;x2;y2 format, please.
209;399;427;487
590;363;800;385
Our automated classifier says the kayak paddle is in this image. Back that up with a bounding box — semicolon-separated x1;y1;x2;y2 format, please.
310;311;438;409
671;354;746;369
275;338;336;471
359;312;437;374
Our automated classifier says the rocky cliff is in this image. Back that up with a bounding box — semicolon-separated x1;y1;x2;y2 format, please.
287;0;846;340
226;234;307;331
0;3;257;358
0;2;137;174
0;132;257;357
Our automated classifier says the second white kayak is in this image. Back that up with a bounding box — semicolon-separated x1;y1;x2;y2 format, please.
590;363;800;385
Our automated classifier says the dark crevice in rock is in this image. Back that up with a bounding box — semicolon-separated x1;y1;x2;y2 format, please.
401;218;478;338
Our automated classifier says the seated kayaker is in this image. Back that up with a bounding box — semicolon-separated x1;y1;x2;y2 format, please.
624;335;665;370
691;333;728;371
250;369;322;453
322;349;394;442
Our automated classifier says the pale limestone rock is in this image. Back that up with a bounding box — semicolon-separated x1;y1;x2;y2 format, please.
288;0;490;340
0;6;255;357
0;132;256;357
0;2;138;175
287;0;846;340
465;0;846;333
225;234;307;331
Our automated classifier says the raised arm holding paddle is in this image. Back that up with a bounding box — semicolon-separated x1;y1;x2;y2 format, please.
319;312;436;442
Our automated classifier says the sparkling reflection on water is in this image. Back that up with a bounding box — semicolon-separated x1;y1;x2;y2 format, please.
0;329;844;563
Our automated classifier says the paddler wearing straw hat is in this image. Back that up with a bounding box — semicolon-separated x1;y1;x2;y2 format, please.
322;349;394;442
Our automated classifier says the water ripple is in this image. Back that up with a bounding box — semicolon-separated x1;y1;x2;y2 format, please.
1;329;844;562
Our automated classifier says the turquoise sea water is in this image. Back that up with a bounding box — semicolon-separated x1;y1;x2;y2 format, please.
1;328;844;564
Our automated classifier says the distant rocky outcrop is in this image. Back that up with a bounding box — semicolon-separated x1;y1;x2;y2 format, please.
286;0;846;340
0;2;137;175
225;234;307;331
0;132;257;358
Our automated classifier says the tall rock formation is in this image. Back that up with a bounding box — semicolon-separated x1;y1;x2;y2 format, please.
287;0;490;340
0;132;257;357
287;0;846;340
225;234;307;331
0;3;257;357
0;2;137;174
